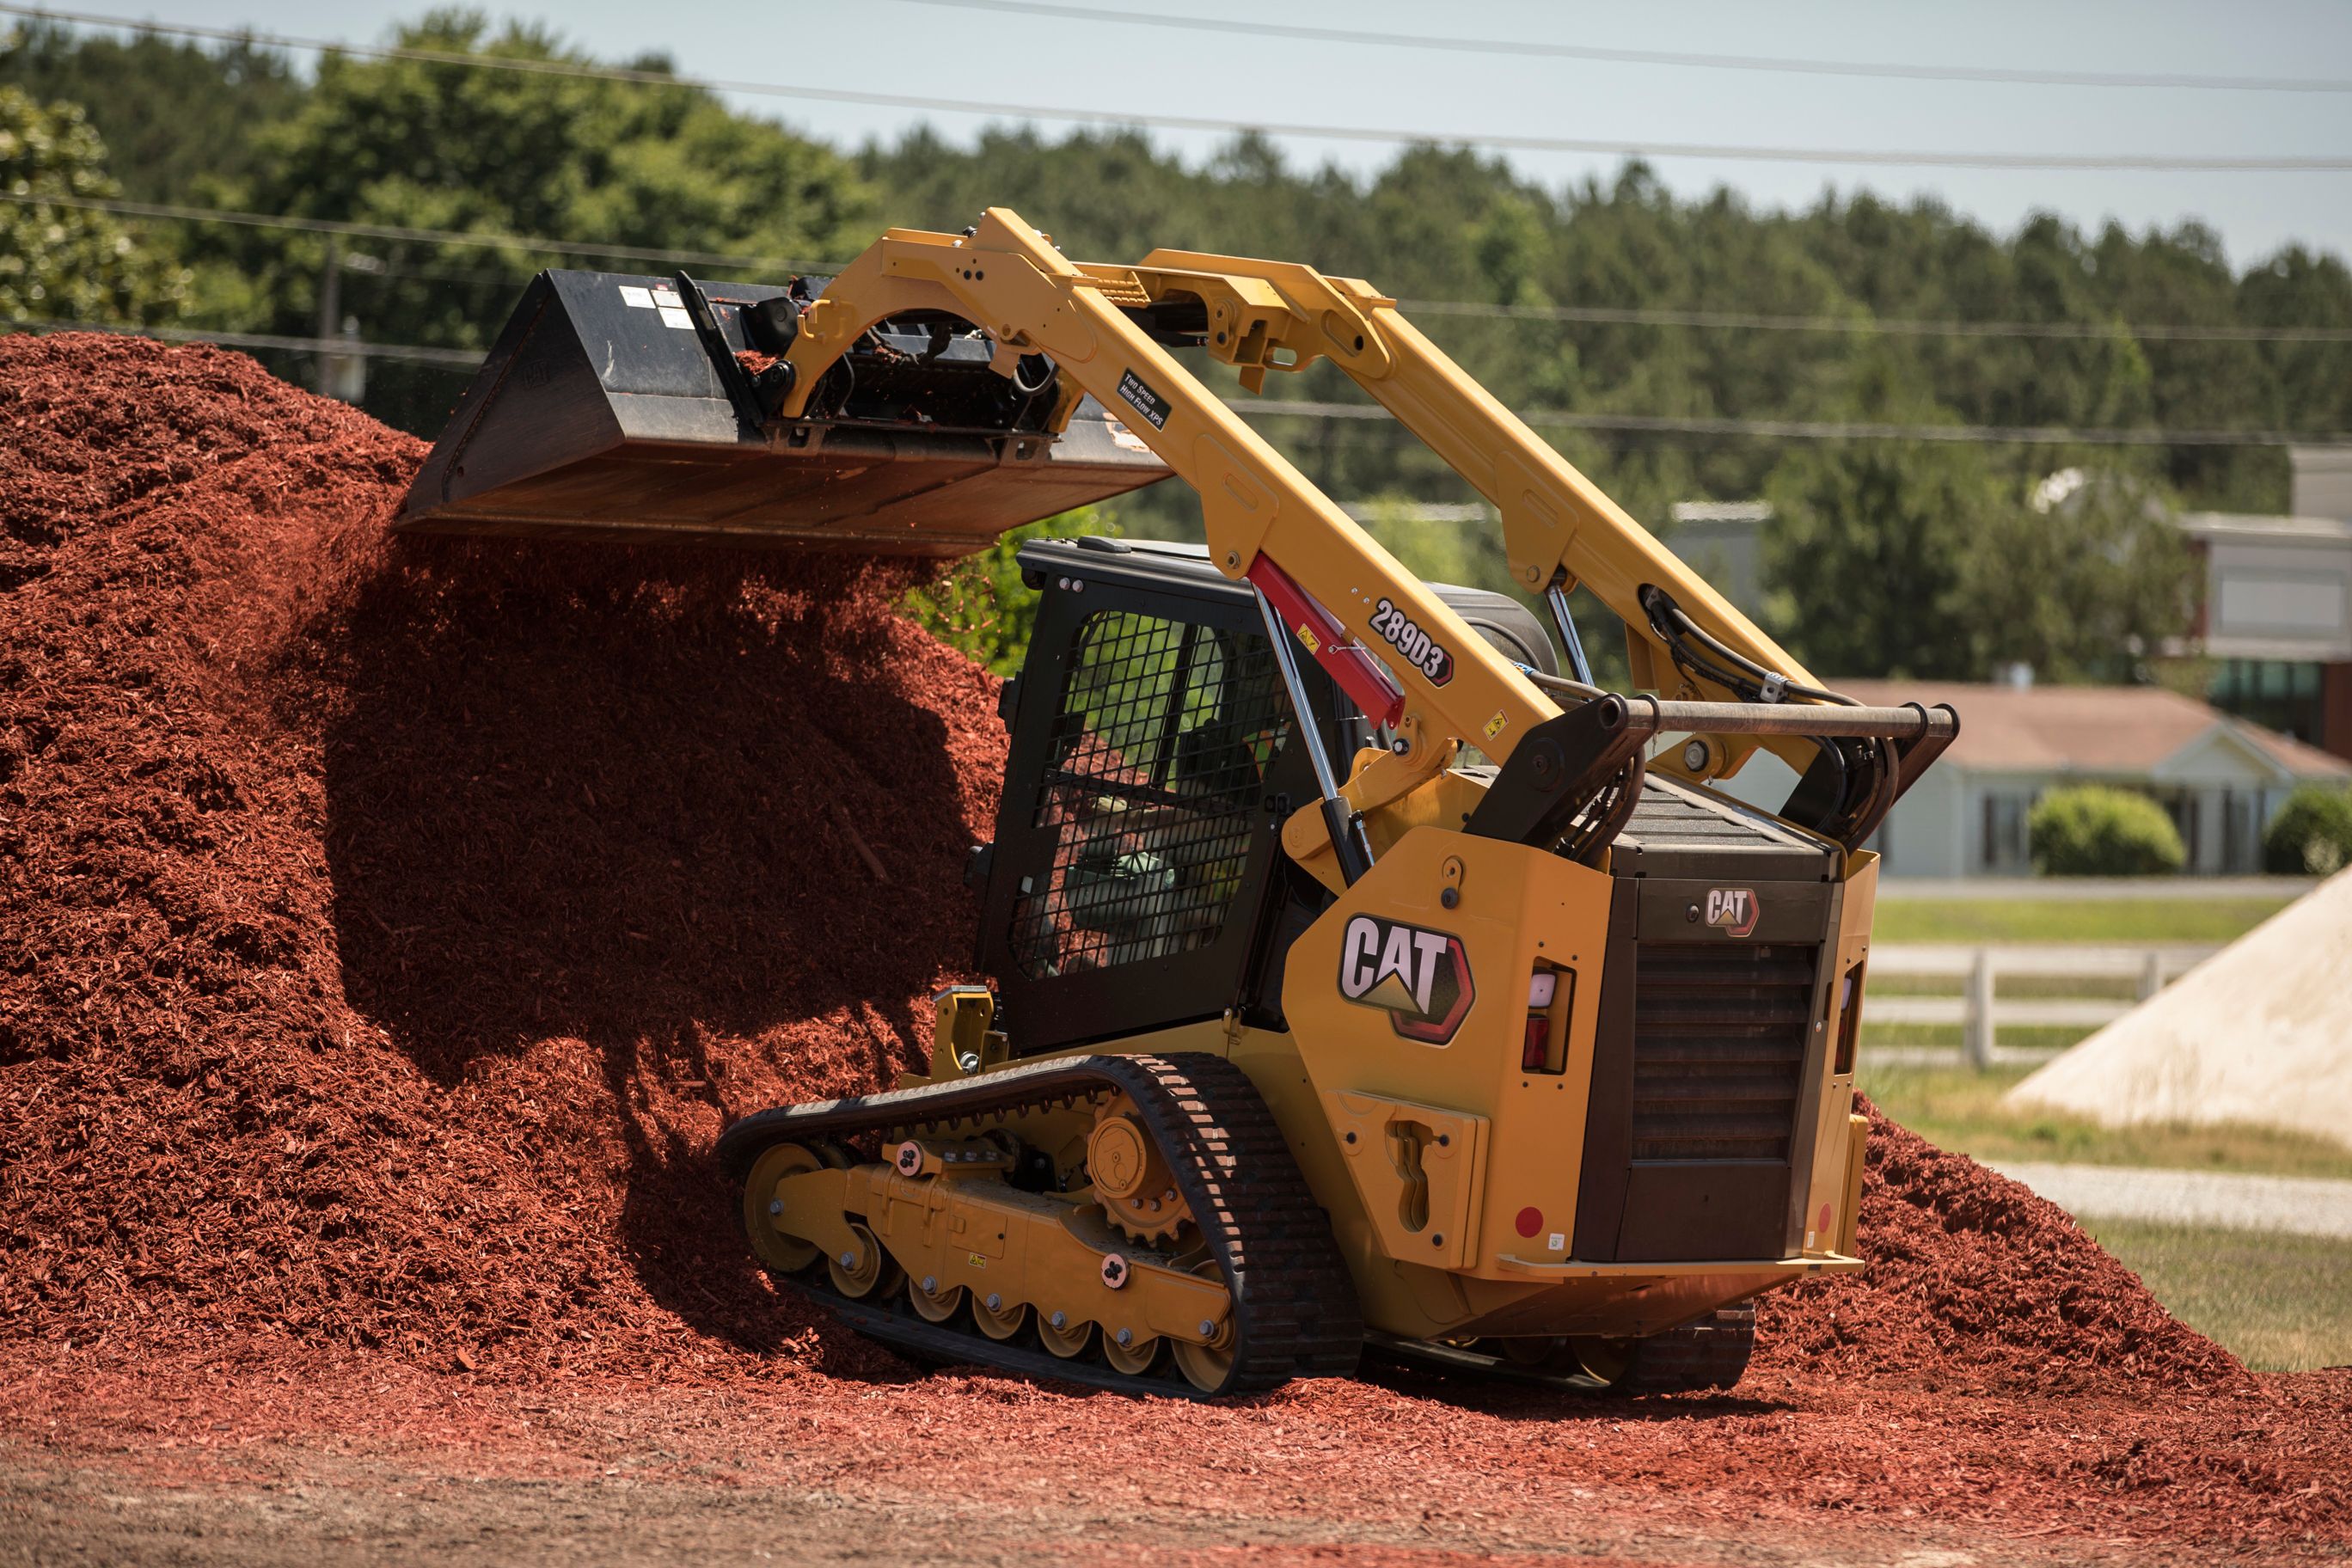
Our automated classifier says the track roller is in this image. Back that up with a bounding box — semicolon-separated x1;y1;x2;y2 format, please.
909;1273;966;1324
972;1292;1028;1342
1038;1310;1093;1359
1102;1327;1161;1376
827;1221;900;1300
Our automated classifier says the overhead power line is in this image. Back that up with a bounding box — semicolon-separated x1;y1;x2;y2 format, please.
12;189;2349;347
893;0;2352;96
0;189;833;273
11;190;2351;347
6;5;2350;173
5;317;484;366
1234;399;2352;450
6;319;2343;448
1398;299;2352;345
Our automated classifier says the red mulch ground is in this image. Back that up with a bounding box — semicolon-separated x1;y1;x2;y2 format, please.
0;334;2344;1555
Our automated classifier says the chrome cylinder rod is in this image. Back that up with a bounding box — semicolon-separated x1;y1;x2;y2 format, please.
1547;582;1596;686
1254;585;1375;885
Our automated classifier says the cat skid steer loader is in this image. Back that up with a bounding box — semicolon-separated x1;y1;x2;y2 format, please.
399;209;1955;1397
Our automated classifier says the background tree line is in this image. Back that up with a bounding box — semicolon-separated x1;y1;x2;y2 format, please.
7;11;2351;686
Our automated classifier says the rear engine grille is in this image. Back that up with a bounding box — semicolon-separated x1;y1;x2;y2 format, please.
1630;942;1819;1162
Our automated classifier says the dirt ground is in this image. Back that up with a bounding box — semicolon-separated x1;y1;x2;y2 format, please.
4;1340;2348;1568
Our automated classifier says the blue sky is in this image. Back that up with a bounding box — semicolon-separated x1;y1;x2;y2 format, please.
119;0;2352;266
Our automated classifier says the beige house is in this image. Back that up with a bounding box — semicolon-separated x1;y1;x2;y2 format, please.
1829;679;2349;877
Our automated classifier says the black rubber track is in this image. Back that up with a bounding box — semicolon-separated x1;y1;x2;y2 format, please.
718;1051;1364;1397
1367;1302;1756;1396
1615;1301;1755;1393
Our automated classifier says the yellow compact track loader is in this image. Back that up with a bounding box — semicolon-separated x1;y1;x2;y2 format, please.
402;210;1957;1397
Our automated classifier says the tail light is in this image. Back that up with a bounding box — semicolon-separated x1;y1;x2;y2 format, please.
1522;968;1572;1075
1833;959;1865;1075
1522;1013;1552;1073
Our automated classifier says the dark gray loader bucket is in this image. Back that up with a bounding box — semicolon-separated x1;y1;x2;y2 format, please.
394;270;1170;554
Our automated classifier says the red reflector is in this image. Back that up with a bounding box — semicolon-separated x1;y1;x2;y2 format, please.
1516;1205;1543;1239
1521;1014;1550;1072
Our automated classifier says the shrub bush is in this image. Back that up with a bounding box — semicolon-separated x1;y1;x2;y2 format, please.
2028;786;2185;877
2262;784;2352;875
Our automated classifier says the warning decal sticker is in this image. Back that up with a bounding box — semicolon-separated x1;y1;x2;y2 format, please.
1116;369;1170;430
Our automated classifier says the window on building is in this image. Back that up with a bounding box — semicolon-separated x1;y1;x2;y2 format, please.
1981;793;2031;872
2220;790;2257;873
2210;660;2324;744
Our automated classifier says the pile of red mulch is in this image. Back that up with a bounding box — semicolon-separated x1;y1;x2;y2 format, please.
0;334;994;1377
0;333;2240;1398
1755;1101;2245;1391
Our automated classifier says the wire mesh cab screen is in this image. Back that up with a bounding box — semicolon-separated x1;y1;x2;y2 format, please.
1008;609;1289;980
981;539;1555;1054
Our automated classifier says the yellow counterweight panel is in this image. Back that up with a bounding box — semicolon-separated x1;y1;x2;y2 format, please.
1279;826;1613;1283
1320;1092;1488;1271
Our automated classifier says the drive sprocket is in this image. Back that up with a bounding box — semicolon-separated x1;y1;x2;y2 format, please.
1087;1089;1193;1244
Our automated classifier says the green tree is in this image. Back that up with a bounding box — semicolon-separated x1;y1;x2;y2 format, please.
193;10;877;432
0;86;189;325
1761;437;2001;678
0;19;302;203
1760;449;2191;683
1962;470;2193;681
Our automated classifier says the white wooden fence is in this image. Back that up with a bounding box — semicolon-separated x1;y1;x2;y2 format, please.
1865;944;2217;1069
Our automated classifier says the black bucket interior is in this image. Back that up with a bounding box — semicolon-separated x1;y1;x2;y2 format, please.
394;270;1169;554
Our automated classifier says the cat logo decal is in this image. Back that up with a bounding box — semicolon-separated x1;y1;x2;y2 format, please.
1338;916;1474;1044
1705;887;1761;938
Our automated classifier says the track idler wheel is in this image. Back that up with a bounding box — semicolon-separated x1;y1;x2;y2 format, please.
1168;1260;1237;1393
740;1140;847;1276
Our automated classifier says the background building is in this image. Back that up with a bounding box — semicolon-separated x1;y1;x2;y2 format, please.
1832;679;2349;877
2181;448;2352;759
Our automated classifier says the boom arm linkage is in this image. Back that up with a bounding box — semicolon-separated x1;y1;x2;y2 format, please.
775;209;1941;850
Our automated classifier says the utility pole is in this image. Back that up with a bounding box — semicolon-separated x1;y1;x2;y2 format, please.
313;240;367;403
315;238;341;395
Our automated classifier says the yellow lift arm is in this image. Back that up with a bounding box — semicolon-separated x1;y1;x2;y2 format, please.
775;208;1831;827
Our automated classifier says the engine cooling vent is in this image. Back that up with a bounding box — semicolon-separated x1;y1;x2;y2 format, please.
1629;942;1819;1162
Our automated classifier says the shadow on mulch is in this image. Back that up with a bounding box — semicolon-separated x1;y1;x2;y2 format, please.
316;541;974;1348
1357;1356;1792;1420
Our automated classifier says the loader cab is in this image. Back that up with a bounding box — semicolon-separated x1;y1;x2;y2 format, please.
974;536;1556;1057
